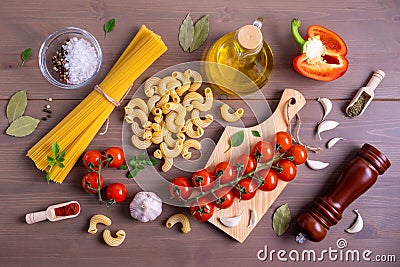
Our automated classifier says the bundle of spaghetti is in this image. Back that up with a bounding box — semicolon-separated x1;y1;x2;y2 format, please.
27;25;167;183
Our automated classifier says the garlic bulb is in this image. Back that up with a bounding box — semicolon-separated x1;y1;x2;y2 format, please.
317;97;332;121
317;120;339;140
129;192;162;222
306;159;329;170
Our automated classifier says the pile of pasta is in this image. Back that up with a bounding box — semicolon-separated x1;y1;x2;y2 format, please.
27;26;167;183
125;69;244;172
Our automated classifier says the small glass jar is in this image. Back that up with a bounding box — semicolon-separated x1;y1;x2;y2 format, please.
38;27;102;89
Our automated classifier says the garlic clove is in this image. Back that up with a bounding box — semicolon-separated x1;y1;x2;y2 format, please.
219;210;244;228
317;97;332;121
248;209;257;228
345;209;364;234
327;137;344;149
306;159;329;170
317;120;339;140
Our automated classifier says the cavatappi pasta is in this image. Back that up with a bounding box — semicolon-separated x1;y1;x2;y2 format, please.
27;25;167;183
125;70;213;172
166;213;191;233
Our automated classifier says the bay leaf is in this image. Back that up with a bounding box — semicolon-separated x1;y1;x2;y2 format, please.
179;13;194;52
20;48;32;66
6;116;40;137
6;90;27;123
189;15;209;52
272;203;291;237
104;18;116;37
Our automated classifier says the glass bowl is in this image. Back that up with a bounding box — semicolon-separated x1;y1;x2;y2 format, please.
38;27;102;89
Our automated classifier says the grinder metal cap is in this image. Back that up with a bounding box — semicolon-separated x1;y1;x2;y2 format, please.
237;24;263;50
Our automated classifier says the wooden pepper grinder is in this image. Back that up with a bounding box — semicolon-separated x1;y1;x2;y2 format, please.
296;144;391;244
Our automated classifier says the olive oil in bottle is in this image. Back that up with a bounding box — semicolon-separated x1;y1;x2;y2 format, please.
205;18;274;95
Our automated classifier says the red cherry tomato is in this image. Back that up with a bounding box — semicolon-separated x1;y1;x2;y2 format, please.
275;131;292;152
190;197;214;222
255;169;278;191
288;144;308;165
105;183;127;203
192;169;215;192
277;159;297;182
104;147;125;168
252;141;275;163
236;154;257;175
81;172;104;194
213;187;234;209
170;176;193;200
214;161;236;184
82;150;103;171
233;177;257;200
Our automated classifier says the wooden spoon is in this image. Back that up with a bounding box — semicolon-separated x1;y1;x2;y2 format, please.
25;201;80;224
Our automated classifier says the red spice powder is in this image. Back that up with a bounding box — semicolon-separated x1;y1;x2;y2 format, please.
55;203;80;217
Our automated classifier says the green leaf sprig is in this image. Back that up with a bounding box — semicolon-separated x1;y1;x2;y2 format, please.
20;48;32;66
103;18;116;37
272;203;291;236
251;130;261;137
225;130;244;153
127;152;158;178
46;142;66;183
178;14;209;53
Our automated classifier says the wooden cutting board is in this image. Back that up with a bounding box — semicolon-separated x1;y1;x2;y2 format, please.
205;88;306;243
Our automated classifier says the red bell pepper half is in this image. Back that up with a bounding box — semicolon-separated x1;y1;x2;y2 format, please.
291;18;348;82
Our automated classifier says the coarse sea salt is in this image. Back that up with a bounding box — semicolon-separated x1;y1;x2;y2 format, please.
63;37;98;85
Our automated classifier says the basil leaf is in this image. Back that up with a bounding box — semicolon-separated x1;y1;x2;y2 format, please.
272;203;291;237
251;130;261;137
6;90;27;123
104;18;116;37
52;142;60;157
225;130;244;153
179;13;194;52
6;116;39;137
190;15;209;52
20;48;32;66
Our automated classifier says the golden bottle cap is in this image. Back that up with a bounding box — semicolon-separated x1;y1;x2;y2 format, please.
237;25;262;50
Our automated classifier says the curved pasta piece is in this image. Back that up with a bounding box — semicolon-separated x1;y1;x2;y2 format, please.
125;98;149;115
182;92;203;112
162;156;173;172
125;109;149;127
131;121;145;136
143;130;153;140
169;89;180;104
182;139;202;160
160;140;183;158
185;119;205;139
153;149;163;159
173;71;191;96
155;92;171;108
144;76;161;97
166;79;182;91
132;135;152;149
103;229;126;247
164;131;178;148
150;123;161;132
163;103;187;126
192;88;213;112
220;103;244;122
158;76;177;95
184;69;202;92
166;213;191;233
151;131;163;144
88;214;112;234
191;109;214;128
147;95;161;112
165;112;181;133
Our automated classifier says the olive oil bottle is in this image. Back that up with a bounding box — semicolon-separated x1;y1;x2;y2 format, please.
205;18;274;95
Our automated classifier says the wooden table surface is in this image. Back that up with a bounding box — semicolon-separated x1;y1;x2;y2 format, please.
0;0;399;266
